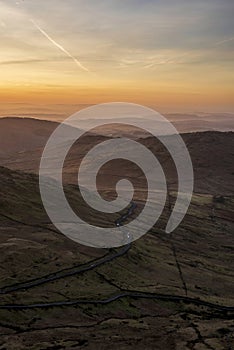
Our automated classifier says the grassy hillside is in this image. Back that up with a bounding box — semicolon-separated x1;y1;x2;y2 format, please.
1;130;233;196
0;166;233;349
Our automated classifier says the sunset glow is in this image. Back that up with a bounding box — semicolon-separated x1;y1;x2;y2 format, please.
0;0;234;117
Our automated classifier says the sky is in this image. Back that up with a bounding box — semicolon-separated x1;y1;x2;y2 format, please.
0;0;234;117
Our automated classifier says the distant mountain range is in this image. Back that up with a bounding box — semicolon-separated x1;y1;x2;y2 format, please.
1;111;234;136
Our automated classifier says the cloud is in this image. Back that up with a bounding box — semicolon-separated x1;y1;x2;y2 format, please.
0;58;47;65
215;37;234;46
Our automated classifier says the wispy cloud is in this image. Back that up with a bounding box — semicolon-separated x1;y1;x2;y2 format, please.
142;51;194;69
0;58;47;65
215;37;234;46
30;19;89;72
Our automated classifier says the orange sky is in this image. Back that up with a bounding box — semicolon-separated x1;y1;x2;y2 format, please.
0;0;234;118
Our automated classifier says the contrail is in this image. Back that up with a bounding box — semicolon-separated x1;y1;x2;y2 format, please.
215;37;234;46
30;19;89;72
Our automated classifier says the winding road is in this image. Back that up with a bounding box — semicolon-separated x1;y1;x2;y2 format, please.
0;203;136;295
0;202;233;313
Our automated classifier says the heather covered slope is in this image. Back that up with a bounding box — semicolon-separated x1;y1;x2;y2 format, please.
0;166;233;349
0;117;58;155
0;115;234;349
1;128;234;195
